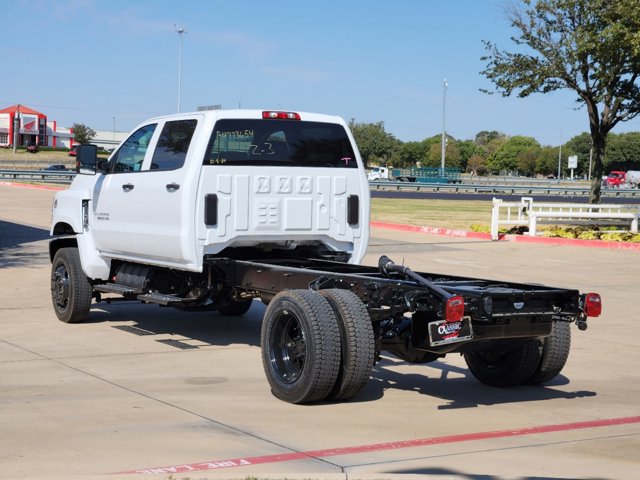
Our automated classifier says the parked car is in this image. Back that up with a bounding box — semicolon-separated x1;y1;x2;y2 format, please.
26;144;39;153
45;164;67;171
68;146;78;157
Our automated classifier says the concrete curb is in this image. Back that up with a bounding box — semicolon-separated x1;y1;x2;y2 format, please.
370;220;640;251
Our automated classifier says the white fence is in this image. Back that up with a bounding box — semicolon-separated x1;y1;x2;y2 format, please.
490;197;639;240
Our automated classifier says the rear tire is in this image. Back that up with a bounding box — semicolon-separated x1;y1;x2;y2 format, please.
526;321;571;385
319;289;375;401
261;290;341;404
50;247;92;323
464;341;541;387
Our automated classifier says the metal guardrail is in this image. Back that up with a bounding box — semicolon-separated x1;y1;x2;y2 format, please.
2;169;640;199
0;169;76;184
370;180;640;198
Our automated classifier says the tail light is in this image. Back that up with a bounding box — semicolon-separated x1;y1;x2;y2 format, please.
445;295;465;323
262;111;301;120
584;293;602;317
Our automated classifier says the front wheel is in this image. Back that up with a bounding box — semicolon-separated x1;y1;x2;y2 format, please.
261;290;341;404
464;341;541;387
50;247;93;323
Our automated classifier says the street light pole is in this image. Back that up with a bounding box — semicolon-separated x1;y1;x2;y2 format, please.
175;25;187;113
440;79;448;170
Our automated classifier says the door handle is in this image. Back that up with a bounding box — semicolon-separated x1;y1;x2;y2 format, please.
166;183;180;192
122;183;134;192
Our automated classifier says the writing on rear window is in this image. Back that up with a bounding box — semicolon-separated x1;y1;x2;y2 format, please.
205;119;357;168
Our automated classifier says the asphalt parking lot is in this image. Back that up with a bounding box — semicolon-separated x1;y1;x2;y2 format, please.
1;183;639;480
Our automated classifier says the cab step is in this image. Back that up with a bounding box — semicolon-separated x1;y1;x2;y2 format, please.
95;283;185;305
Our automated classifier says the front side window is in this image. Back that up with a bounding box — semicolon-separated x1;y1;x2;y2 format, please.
151;119;197;171
204;119;357;168
110;124;157;173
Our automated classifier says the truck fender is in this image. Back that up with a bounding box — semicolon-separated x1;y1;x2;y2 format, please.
49;234;111;281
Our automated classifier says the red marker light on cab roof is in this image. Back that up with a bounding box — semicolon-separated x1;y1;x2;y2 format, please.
584;293;602;317
445;295;465;323
262;111;301;120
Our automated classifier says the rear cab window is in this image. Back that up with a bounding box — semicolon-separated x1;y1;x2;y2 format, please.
204;119;357;168
151;119;198;171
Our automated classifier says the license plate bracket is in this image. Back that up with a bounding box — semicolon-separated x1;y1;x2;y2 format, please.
428;318;473;346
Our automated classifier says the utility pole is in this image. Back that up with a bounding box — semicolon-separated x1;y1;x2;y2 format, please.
440;79;448;170
175;25;187;113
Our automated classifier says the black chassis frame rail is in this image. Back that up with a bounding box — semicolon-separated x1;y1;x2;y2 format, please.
206;256;581;355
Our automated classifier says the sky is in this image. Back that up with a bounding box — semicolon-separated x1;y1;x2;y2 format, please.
2;0;639;146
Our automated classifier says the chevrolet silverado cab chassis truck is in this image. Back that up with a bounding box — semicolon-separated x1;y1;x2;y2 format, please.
49;110;602;404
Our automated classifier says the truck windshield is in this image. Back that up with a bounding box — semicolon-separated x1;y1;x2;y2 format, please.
205;119;357;168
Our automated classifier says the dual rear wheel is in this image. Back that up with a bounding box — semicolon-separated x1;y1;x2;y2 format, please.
260;289;375;404
463;321;572;387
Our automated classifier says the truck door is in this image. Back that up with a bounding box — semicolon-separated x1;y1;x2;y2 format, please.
129;117;200;265
91;123;157;257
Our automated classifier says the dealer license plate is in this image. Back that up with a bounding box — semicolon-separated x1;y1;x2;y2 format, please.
428;318;473;346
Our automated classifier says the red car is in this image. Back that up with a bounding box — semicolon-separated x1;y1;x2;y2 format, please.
68;146;78;157
604;171;626;188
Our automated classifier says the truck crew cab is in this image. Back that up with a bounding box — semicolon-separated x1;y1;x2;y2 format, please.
50;109;601;404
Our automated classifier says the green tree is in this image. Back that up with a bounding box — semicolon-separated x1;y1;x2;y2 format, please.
427;138;461;169
475;130;506;146
481;0;640;203
348;120;400;167
72;123;96;145
488;136;540;174
536;146;560;176
457;140;484;173
467;153;488;175
396;141;427;168
604;132;640;170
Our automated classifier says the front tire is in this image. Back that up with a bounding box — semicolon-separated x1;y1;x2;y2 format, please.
464;341;541;387
50;247;92;323
261;290;341;404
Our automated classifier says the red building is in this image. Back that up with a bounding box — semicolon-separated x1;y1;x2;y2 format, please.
0;104;49;147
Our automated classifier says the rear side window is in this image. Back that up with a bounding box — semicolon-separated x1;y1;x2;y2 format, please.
151;119;198;171
204;119;357;168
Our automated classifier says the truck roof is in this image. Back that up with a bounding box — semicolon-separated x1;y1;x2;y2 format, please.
140;109;347;125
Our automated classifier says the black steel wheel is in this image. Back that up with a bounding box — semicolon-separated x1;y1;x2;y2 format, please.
261;290;341;404
50;247;92;323
464;341;541;387
526;321;571;385
319;289;375;401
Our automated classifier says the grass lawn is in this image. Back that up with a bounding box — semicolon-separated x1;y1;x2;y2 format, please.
0;149;75;169
371;197;492;231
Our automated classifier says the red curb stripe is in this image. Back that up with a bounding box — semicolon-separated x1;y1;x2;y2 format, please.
371;220;640;251
0;181;64;191
120;415;640;475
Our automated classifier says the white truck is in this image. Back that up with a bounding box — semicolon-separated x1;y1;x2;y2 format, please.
50;109;602;404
